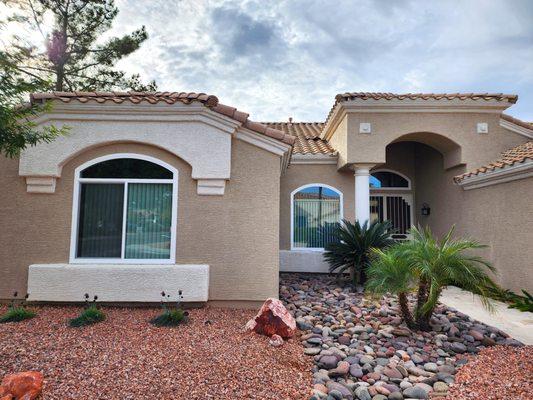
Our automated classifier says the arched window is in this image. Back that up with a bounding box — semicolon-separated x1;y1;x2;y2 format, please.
291;184;343;250
370;170;410;189
70;154;178;263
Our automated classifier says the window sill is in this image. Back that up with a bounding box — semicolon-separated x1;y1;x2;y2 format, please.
70;258;176;265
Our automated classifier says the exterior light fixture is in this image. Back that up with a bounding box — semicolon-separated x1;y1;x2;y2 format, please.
421;203;431;216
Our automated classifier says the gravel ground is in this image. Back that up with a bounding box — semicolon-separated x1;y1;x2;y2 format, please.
445;345;532;400
0;305;312;399
280;273;524;400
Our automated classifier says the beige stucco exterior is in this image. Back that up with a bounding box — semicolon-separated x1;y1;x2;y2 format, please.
0;139;282;303
0;93;531;303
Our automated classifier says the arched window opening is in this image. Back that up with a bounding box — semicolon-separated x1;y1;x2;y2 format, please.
71;154;178;263
370;170;410;189
292;184;342;249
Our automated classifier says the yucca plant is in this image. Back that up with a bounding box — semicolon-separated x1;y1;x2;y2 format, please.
324;219;394;286
368;225;497;331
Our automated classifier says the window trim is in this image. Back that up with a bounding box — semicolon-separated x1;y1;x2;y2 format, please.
290;183;344;252
370;169;412;191
69;153;179;265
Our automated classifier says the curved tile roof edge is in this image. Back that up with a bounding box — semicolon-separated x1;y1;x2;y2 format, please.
323;92;519;135
30;91;295;146
454;141;533;182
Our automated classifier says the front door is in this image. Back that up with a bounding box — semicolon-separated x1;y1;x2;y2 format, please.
370;194;413;239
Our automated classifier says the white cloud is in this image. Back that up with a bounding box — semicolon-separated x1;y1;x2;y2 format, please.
10;0;533;121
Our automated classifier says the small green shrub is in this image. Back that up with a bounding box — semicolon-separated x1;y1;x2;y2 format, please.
0;306;36;323
0;292;36;323
69;294;105;327
69;305;106;327
150;308;188;327
150;290;189;327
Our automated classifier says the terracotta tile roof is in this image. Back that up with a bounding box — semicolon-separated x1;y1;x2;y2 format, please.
454;141;533;182
335;92;518;103
30;92;295;145
263;122;336;155
501;113;533;131
324;92;519;133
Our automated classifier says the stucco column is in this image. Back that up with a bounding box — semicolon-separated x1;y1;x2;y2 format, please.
354;164;374;225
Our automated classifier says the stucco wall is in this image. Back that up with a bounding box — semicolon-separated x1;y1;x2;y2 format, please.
0;140;281;302
280;163;355;250
413;144;533;293
344;112;525;170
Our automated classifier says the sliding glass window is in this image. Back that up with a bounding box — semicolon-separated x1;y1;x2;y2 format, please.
74;156;176;262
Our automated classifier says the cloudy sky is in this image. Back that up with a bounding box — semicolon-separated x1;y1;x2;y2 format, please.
106;0;533;122
4;0;532;122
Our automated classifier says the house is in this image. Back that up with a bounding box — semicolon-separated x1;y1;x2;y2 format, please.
0;91;531;306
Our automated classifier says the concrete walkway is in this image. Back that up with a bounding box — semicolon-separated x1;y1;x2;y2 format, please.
440;286;533;345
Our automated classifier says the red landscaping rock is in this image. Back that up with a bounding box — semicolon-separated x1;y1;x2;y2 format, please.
245;298;296;338
1;371;43;400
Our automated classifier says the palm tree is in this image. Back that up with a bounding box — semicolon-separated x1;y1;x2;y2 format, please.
324;219;394;286
367;225;497;331
366;245;417;329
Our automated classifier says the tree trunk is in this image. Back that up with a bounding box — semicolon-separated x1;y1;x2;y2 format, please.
415;277;432;331
398;292;416;330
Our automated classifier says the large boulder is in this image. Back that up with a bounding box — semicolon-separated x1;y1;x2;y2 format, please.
0;371;43;400
245;298;297;338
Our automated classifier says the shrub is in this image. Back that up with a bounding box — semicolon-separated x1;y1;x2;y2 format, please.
367;225;496;331
69;294;105;327
324;219;394;286
150;290;189;327
0;292;36;323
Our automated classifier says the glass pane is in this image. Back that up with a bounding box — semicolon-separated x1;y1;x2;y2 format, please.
370;172;409;188
125;183;172;259
77;184;124;258
81;158;172;179
293;186;340;248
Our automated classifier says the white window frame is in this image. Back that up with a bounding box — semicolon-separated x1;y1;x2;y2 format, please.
370;169;412;191
69;153;178;265
290;183;344;252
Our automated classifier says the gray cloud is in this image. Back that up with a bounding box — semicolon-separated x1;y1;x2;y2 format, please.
111;0;533;122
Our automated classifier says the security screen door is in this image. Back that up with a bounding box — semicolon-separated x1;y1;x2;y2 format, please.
370;194;413;239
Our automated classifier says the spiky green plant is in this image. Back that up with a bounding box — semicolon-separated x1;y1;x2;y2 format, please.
0;307;36;323
324;219;394;286
508;290;533;312
150;309;188;327
368;225;497;331
69;304;106;327
0;292;36;323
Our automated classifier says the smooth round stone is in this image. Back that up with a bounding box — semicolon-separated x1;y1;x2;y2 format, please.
319;355;340;369
305;348;322;356
349;364;364;378
423;362;438;372
372;395;387;400
388;392;404;400
403;386;428;399
338;335;352;345
359;355;374;365
354;386;371;400
433;381;449;392
399;381;413;389
450;342;467;353
328;389;344;400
